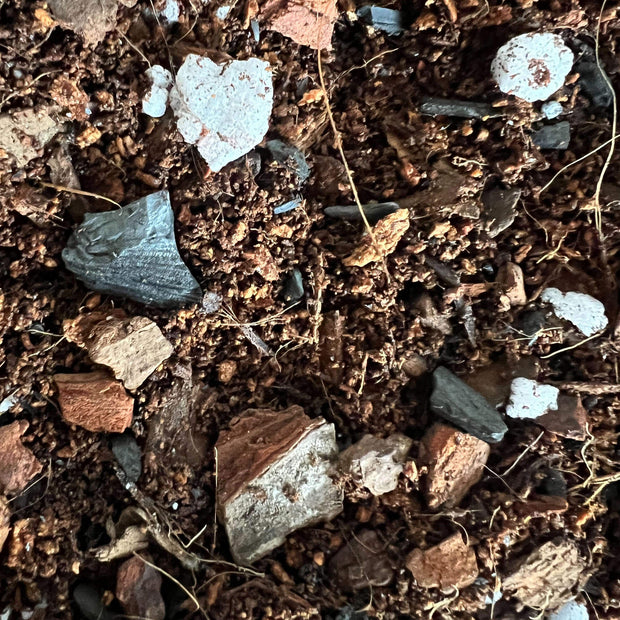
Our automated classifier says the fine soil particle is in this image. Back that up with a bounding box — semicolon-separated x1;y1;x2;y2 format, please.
1;0;620;618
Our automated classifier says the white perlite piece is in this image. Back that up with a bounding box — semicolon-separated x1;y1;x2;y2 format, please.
159;0;180;22
541;287;608;336
491;33;574;102
340;434;412;496
548;600;588;620
169;54;273;172
142;65;173;118
506;378;558;420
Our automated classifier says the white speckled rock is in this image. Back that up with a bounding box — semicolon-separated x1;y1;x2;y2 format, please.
541;287;608;336
169;54;273;172
506;378;558;420
548;600;588;620
142;65;173;118
491;33;574;102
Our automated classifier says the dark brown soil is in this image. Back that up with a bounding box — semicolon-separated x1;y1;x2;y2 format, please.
1;0;620;618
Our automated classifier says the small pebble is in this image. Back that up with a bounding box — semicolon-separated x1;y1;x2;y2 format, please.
142;65;173;118
159;0;180;22
541;287;608;336
356;6;404;35
274;198;302;214
541;100;563;119
491;33;574;102
505;378;559;420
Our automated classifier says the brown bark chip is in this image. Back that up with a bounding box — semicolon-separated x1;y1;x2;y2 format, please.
116;555;165;620
419;423;490;509
328;530;393;591
343;210;410;267
537;394;587;440
406;533;478;591
497;262;527;308
216;406;342;564
503;540;585;609
54;372;134;433
84;316;174;390
260;0;338;50
0;421;42;496
0;495;9;552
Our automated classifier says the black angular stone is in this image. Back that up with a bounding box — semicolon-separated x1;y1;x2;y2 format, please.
420;97;501;120
265;140;310;183
574;43;614;108
324;202;400;224
430;366;508;443
532;122;570;150
283;268;304;303
111;433;142;483
357;6;404;35
62;190;202;308
481;187;521;238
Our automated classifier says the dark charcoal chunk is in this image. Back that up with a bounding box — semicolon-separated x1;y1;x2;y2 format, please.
324;202;400;224
111;433;142;483
532;121;570;150
283;268;304;303
481;187;521;238
265;140;310;183
62;190;202;308
574;43;613;108
420;97;501;120
357;6;404;35
430;366;508;443
72;583;115;620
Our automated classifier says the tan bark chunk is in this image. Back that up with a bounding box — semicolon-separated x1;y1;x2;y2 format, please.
261;0;338;50
55;372;134;433
343;210;410;267
406;533;478;591
0;421;42;495
420;423;490;509
48;0;118;45
503;540;585;609
0;495;9;552
87;316;173;390
497;262;527;307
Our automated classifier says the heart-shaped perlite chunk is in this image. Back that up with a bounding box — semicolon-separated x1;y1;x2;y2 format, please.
170;54;274;172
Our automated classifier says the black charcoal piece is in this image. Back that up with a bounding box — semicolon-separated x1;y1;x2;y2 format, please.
111;433;142;483
283;268;304;303
419;97;501;120
481;187;521;238
430;366;508;443
357;6;404;35
574;44;614;108
265;140;310;183
62;190;202;308
324;202;400;224
532;122;570;150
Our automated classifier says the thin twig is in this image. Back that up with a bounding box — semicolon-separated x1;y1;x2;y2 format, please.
39;181;122;209
540;332;603;359
502;431;545;477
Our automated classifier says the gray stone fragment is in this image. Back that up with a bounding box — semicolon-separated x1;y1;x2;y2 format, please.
283;268;304;303
357;6;404;35
62;190;202;308
420;97;500;120
481;187;521;237
430;366;508;443
532;121;570;150
111;433;142;483
216;407;343;564
274;197;302;214
324;202;400;224
265;140;310;183
339;433;412;495
73;583;115;620
541;101;563;120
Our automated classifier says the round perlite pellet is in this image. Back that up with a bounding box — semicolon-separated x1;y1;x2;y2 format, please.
491;33;574;102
